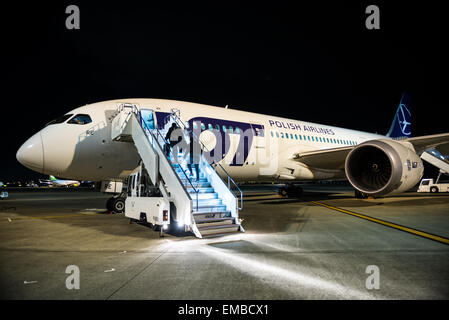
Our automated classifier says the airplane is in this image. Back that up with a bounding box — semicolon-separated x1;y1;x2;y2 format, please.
15;94;449;210
48;175;80;187
38;178;53;186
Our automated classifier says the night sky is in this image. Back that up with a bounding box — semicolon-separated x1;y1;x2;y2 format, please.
2;1;448;182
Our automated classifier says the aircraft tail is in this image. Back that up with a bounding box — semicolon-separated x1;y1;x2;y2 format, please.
386;93;411;138
49;175;57;181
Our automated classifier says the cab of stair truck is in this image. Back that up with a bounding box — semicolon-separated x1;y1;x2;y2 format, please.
125;166;170;232
417;178;449;193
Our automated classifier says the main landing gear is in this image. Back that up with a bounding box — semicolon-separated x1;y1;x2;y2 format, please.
278;184;303;198
354;189;370;199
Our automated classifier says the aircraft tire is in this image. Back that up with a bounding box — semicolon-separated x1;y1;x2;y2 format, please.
430;187;439;193
279;187;288;197
354;189;368;199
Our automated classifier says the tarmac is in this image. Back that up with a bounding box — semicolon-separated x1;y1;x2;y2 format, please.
0;185;448;299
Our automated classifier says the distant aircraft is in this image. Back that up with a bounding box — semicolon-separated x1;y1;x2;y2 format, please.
49;175;80;187
38;178;52;186
0;181;4;187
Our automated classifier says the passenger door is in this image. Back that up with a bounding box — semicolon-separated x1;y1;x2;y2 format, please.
140;109;155;130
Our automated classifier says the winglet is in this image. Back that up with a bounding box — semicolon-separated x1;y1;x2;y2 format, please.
49;175;57;181
386;93;412;139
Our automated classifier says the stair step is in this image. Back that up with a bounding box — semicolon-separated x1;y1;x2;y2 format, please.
177;173;201;178
198;224;240;236
193;204;227;212
187;187;214;193
180;178;208;184
185;182;211;188
194;217;234;225
193;198;222;206
195;192;218;200
193;211;231;219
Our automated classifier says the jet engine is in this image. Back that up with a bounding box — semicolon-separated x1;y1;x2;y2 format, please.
345;139;423;197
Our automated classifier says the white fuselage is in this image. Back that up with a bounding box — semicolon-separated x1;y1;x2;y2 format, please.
17;98;386;182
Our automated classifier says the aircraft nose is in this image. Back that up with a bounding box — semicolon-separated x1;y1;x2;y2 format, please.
16;132;44;173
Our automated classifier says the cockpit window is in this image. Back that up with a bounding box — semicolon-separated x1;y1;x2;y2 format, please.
67;114;92;125
45;114;74;126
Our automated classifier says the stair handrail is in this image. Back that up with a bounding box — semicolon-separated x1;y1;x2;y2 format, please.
134;109;200;211
169;109;243;210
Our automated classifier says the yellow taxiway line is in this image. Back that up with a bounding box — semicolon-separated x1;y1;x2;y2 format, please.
311;201;449;246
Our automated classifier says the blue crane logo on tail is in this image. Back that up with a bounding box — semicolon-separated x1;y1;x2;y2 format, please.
387;93;412;139
397;103;411;136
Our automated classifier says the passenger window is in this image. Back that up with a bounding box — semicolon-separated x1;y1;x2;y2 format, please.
185;121;190;129
228;126;233;133
235;127;240;134
46;114;74;126
68;114;92;125
286;133;289;139
215;124;220;131
193;122;198;129
307;136;310;141
276;132;279;138
208;124;213;130
281;132;284;138
201;123;206;131
222;125;227;132
295;134;298;140
271;131;274;137
290;134;293;139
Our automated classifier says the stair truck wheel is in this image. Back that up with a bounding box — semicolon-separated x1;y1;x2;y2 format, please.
112;198;125;213
430;186;439;193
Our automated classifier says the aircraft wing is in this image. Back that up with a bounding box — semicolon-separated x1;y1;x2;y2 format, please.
292;133;449;171
406;132;449;154
292;146;354;170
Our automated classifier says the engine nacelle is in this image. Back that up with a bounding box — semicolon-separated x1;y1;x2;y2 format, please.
345;139;423;196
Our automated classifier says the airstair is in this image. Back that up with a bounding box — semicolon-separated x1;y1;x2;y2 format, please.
111;103;244;238
421;150;449;183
